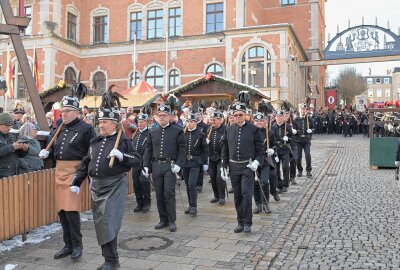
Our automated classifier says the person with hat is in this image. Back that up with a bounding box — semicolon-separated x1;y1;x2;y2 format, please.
0;113;27;178
285;110;299;185
182;112;208;216
131;108;151;213
271;109;295;193
221;96;264;233
208;109;227;205
70;107;141;270
295;104;314;178
39;96;96;261
194;106;208;193
143;101;186;232
12;109;25;130
252;112;279;214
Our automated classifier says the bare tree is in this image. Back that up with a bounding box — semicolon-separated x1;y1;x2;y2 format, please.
334;67;367;104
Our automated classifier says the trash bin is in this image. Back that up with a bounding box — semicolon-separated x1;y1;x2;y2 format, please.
369;137;398;168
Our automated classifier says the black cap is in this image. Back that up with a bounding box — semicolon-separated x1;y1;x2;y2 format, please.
137;113;149;121
209;110;224;119
61;96;80;110
231;102;247;113
158;104;172;114
98;108;120;122
187;113;198;122
253;112;265;120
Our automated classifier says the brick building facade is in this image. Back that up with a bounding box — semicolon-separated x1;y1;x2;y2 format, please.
0;0;326;108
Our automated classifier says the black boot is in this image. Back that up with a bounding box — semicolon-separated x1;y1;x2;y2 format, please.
142;204;150;213
263;203;272;214
54;247;73;259
253;204;262;214
71;246;82;260
133;204;143;212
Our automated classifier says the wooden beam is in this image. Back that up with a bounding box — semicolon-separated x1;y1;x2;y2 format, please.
300;54;400;67
0;24;21;35
0;0;48;130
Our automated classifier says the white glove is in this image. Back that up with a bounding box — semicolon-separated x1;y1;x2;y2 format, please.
142;167;149;178
220;167;229;181
171;164;181;174
109;149;123;162
247;160;259;172
266;148;274;156
203;165;208;173
39;149;49;159
206;138;210;144
275;156;280;163
307;129;313;134
395;161;400;166
292;129;297;135
70;186;80;194
283;136;289;142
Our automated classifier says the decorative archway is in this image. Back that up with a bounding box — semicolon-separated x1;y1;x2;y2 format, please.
324;25;400;60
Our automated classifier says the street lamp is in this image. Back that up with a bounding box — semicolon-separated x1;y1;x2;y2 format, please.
250;66;257;87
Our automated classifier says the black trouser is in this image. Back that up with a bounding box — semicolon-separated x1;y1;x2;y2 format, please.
196;168;204;188
362;125;369;137
297;141;312;173
229;163;254;226
343;124;352;137
277;151;290;189
58;210;82;249
132;168;151;207
290;144;298;179
152;162;176;223
209;160;225;200
101;237;118;265
254;165;270;205
182;167;200;207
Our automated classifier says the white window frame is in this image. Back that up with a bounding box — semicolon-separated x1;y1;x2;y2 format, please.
127;4;143;41
24;5;33;36
90;7;110;44
385;89;391;97
376;89;382;97
367;89;374;98
66;5;80;43
384;77;390;84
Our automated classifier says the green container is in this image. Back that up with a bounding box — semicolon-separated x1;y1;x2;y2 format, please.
370;137;398;168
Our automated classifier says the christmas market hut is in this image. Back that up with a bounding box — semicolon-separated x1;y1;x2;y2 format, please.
167;73;270;105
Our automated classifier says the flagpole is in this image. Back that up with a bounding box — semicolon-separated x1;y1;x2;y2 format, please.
133;32;136;85
165;29;168;94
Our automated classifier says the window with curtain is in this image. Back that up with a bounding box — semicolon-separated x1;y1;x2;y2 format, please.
241;46;272;87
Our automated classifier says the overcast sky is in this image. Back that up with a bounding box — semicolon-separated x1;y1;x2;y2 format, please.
325;0;400;80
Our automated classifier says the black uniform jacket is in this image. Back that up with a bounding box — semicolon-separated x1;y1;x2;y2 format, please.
132;127;150;157
183;128;209;168
51;118;96;160
221;121;264;168
259;127;278;168
294;115;314;142
72;132;141;187
208;124;225;163
270;122;294;153
143;123;186;169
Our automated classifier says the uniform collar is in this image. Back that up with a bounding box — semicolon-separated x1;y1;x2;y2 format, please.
140;127;148;133
160;123;170;129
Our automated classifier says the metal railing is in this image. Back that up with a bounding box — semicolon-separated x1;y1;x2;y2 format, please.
0;169;134;242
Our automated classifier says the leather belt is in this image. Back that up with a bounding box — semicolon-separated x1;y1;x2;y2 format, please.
229;159;250;164
187;155;200;160
152;158;174;163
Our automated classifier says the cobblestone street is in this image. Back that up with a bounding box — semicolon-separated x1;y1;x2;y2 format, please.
1;135;399;270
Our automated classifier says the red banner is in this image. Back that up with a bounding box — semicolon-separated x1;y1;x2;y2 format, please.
325;89;337;110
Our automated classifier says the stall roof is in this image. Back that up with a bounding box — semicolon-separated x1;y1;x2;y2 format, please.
167;74;270;100
79;93;160;109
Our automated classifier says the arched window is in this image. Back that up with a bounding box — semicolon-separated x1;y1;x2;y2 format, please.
92;71;106;92
206;63;223;77
145;67;164;91
64;67;77;85
129;71;141;87
169;69;180;89
241;46;272;88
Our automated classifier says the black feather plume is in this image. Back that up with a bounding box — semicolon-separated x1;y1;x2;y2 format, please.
71;83;88;100
237;91;250;105
100;84;127;109
219;100;229;111
281;101;291;112
258;100;275;114
140;105;152;116
166;94;180;112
